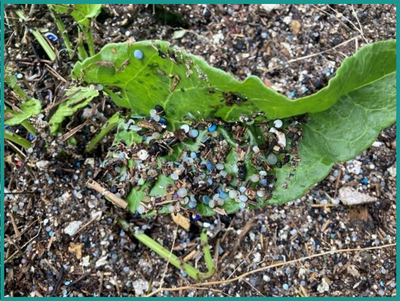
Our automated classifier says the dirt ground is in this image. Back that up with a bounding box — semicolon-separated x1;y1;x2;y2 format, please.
3;4;396;297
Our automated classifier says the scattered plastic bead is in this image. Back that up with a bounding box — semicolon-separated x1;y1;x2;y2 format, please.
189;129;199;138
181;124;190;133
170;173;179;180
177;188;188;197
229;190;237;199
159;117;168;125
193;214;201;221
149;109;157;117
202;195;210;205
44;32;58;43
274;119;283;128
267;153;278;165
257;190;266;197
208;123;217;132
134;49;144;60
250;174;260;182
154;105;165;116
190;152;197;158
239;194;248;202
206;161;215;171
216;163;224;170
218;187;228;199
28;133;35;141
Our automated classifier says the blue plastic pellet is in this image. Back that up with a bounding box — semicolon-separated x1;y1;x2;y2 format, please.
206;160;215;171
202;195;210;205
134;49;144;60
159;117;168;125
28;133;35;141
44;32;58;43
218;187;228;199
208;123;217;132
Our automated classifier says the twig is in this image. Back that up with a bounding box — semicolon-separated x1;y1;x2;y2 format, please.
4;219;42;264
86;179;128;210
262;35;360;74
159;226;178;290
144;242;396;297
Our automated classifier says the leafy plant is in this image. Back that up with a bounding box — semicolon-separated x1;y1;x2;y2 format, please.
72;39;396;216
4;72;42;150
47;4;102;60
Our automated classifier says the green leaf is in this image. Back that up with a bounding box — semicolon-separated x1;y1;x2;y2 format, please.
269;72;396;204
5;99;41;127
172;29;187;39
4;130;31;150
149;175;174;197
126;186;147;213
49;86;99;135
70;4;102;28
73;40;395;124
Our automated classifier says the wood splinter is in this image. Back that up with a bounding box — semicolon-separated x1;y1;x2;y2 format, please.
86;179;128;210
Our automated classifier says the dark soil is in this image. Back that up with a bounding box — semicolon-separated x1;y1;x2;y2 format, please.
3;4;396;297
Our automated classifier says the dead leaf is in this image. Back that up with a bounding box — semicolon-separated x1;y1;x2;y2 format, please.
291;20;301;34
68;242;83;259
213;207;227;216
171;212;190;230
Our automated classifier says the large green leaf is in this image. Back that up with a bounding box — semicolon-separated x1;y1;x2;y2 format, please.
73;40;395;126
75;40;396;214
270;73;396;204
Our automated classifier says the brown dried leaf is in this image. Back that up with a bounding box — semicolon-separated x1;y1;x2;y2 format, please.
68;242;83;259
291;20;301;34
171;212;190;230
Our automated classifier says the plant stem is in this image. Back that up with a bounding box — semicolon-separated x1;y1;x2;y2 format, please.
86;25;96;57
85;113;120;152
117;218;216;281
48;6;74;59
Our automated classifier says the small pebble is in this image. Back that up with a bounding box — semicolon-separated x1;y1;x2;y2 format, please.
257;189;265;197
202;195;210;205
206;161;215;171
219;170;227;177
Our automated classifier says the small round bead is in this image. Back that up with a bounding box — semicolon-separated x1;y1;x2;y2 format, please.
208;123;217;132
134;49;144;60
